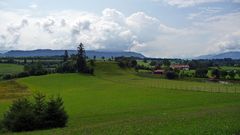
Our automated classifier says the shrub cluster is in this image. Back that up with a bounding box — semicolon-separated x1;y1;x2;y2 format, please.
135;65;152;71
115;57;137;68
56;61;76;73
56;61;94;74
165;71;178;80
195;68;208;78
1;93;68;132
2;72;30;80
82;67;94;74
2;74;14;80
24;63;48;76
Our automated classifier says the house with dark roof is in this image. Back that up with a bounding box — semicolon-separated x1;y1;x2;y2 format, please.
153;69;165;75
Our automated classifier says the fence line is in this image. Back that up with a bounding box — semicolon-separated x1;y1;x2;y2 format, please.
132;79;240;94
97;75;240;94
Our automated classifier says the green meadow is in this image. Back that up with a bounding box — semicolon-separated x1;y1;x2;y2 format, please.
0;62;240;135
212;66;240;70
0;64;23;75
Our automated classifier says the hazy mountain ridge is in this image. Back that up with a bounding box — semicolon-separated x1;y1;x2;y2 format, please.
0;49;145;58
196;51;240;59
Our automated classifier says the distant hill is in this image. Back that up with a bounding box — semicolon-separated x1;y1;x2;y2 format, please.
1;49;145;58
0;50;7;57
196;51;240;59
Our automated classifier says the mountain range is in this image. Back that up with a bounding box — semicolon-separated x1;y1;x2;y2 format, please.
196;51;240;59
1;49;239;59
0;49;145;58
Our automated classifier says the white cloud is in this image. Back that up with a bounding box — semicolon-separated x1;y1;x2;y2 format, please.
189;12;240;55
130;11;240;57
102;8;125;25
159;0;224;8
0;8;239;58
0;9;174;52
29;4;38;9
155;0;240;8
208;31;240;53
127;12;161;42
187;7;222;20
42;18;55;33
194;12;240;34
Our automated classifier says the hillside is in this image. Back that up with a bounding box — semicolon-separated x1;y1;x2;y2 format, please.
196;51;240;59
0;62;240;135
1;49;145;58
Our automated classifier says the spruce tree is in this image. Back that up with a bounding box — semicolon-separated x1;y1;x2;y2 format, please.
44;96;68;128
63;50;69;62
76;43;87;72
33;93;46;129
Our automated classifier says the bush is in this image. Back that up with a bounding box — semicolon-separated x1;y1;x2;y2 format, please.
195;68;208;78
2;98;36;132
116;57;138;68
2;74;14;80
1;93;68;132
0;122;2;131
166;71;178;80
150;61;157;66
44;96;68;128
130;60;137;67
220;70;228;79
228;70;236;80
34;70;48;76
89;60;95;67
24;62;48;76
0;120;7;133
118;61;126;68
83;67;94;75
211;69;220;79
17;72;30;78
33;93;47;129
56;62;76;73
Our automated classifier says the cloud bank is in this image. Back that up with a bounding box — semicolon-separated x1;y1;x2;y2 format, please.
0;8;240;58
0;9;168;51
156;0;238;8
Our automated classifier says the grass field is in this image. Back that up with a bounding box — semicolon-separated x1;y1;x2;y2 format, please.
0;62;240;135
210;66;240;70
0;64;24;76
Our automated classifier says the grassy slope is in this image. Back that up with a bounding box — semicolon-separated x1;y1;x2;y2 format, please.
0;64;24;75
0;62;240;134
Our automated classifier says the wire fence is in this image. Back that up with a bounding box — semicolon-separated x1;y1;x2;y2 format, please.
99;76;240;94
147;81;240;94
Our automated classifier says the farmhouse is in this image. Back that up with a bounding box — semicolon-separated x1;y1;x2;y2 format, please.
170;64;190;70
153;69;165;75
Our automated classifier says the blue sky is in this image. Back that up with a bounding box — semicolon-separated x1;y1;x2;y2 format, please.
0;0;240;57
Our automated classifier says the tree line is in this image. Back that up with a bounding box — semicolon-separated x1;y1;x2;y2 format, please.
134;59;240;80
1;43;94;80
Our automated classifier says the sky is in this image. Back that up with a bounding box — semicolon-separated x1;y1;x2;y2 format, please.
0;0;240;58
